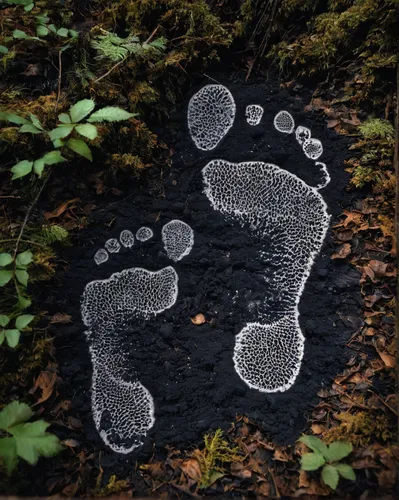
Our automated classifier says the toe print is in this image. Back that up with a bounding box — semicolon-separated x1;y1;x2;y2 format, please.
246;105;264;126
83;221;194;452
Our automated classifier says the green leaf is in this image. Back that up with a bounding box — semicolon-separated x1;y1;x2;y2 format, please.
48;125;74;141
33;158;45;177
0;253;13;267
29;114;43;130
0;112;29;125
300;452;326;471
35;15;50;25
24;2;34;11
47;24;57;34
322;464;340;490
0;315;10;327
58;112;71;124
69;99;95;123
57;27;69;38
15;270;29;286
87;106;136;123
16;251;32;267
75;123;98;140
0;270;13;286
19;124;41;134
335;463;356;481
36;25;49;37
11;421;62;465
11;160;33;180
0;330;4;345
13;29;29;39
66;138;92;161
0;45;9;54
0;401;33;431
15;314;34;330
0;437;18;475
325;442;353;463
52;139;64;148
17;295;31;310
5;329;20;348
299;435;329;459
42;150;66;166
69;29;79;38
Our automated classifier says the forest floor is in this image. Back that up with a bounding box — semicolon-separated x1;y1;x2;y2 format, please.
0;1;397;498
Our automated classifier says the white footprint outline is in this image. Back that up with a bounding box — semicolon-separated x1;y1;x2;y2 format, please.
82;220;194;453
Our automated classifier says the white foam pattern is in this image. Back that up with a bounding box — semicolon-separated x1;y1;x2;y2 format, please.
274;110;295;134
105;238;121;253
136;226;153;242
162;220;194;262
246;104;264;126
303;138;323;160
94;248;108;265
188;84;235;150
315;162;331;189
295;125;311;145
120;229;134;248
202;160;330;392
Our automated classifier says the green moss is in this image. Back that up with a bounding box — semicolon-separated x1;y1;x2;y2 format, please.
358;118;395;140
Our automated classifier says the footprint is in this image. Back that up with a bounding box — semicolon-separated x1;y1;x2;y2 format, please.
81;221;194;453
188;85;331;393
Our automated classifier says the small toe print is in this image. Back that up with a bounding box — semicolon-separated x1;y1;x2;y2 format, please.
105;238;121;253
136;227;153;242
303;138;323;160
120;230;134;248
94;248;108;265
295;125;311;145
315;162;331;189
274;110;295;134
162;220;194;262
246;105;264;126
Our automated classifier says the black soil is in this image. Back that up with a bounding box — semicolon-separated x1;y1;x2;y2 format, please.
53;77;361;470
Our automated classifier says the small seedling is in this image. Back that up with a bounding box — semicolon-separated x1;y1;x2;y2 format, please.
0;401;62;475
299;435;356;490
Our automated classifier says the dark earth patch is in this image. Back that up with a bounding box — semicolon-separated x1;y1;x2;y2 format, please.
49;77;361;470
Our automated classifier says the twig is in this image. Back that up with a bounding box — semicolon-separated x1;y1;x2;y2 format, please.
367;390;398;417
13;173;51;259
394;54;399;440
93;25;160;84
0;239;48;248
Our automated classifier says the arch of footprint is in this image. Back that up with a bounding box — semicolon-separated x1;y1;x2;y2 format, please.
81;83;331;454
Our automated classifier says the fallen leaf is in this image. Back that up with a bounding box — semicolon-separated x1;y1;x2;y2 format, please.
44;198;80;220
332;243;351;259
29;366;58;405
191;313;206;325
179;458;201;482
376;349;396;368
311;423;324;435
50;312;72;324
335;229;354;241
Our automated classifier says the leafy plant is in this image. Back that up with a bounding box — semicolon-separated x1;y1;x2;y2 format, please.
358;119;395;140
0;313;34;348
0;100;137;178
91;30;167;62
5;0;34;12
299;435;355;490
0;401;62;475
192;428;243;489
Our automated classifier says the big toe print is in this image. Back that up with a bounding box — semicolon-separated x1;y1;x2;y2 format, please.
81;221;193;453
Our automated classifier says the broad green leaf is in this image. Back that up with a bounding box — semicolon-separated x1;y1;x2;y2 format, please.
0;401;33;431
24;2;34;11
58;113;71;124
11;160;33;180
57;28;69;38
16;250;32;267
11;421;62;465
19;124;41;134
0;253;13;267
300;452;325;471
48;24;57;33
42;150;66;165
36;25;49;37
17;295;31;310
33;158;45;177
5;329;20;348
66;138;92;161
0;315;10;327
69;99;95;123
322;464;340;490
335;463;356;480
0;45;9;54
0;270;13;286
52;139;64;148
0;330;4;345
87;106;137;123
325;442;353;463
299;435;329;459
0;112;29;125
69;29;79;38
15;314;34;330
48;125;74;141
60;43;71;53
13;29;29;39
15;269;29;286
29;114;43;130
35;15;50;25
75;123;98;140
0;437;18;475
